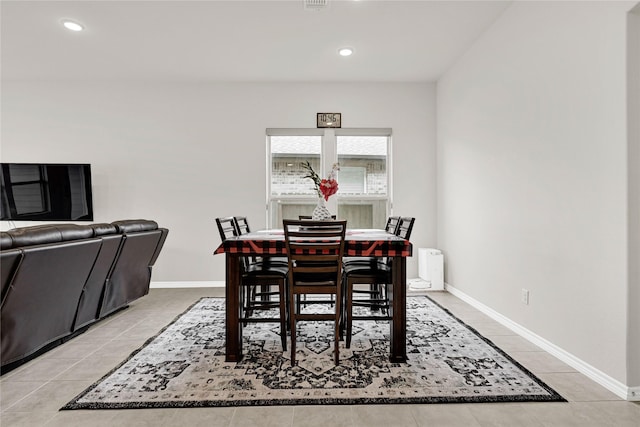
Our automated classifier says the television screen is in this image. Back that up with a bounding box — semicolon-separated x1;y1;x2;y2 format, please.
0;163;94;221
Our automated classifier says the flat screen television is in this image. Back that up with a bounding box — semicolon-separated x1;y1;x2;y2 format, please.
0;163;94;221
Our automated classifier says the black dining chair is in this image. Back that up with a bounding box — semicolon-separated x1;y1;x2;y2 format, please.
216;216;238;241
283;219;347;365
395;216;415;242
342;216;401;310
296;215;338;310
342;216;415;349
234;216;288;312
387;216;401;234
215;216;288;350
234;216;288;267
343;216;400;266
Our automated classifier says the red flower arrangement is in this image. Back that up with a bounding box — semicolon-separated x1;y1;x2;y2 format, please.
301;161;339;201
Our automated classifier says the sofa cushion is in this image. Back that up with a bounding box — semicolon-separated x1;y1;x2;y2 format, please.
7;224;94;247
112;220;158;234
8;226;63;247
57;225;94;241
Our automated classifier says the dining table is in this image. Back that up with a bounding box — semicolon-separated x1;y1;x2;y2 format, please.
214;228;413;363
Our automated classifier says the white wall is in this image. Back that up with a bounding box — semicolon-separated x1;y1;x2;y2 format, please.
1;82;436;282
437;0;635;387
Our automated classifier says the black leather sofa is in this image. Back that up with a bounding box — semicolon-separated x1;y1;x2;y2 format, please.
0;219;168;374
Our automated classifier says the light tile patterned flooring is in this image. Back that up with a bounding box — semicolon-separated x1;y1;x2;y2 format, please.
1;287;639;426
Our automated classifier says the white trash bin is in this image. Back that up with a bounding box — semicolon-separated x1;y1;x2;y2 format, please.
418;248;444;290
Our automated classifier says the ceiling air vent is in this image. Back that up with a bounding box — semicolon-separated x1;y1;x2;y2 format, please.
304;0;329;12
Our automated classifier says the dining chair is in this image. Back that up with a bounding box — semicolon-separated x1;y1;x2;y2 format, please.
215;216;288;350
396;216;415;242
296;214;338;310
215;216;238;241
234;215;251;235
342;216;401;309
343;216;415;349
386;215;402;235
344;216;400;266
283;219;347;365
234;216;288;312
234;216;288;266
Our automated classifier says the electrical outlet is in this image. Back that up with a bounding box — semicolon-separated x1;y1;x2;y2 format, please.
521;289;530;305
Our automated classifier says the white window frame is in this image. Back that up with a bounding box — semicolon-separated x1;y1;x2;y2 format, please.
266;128;392;228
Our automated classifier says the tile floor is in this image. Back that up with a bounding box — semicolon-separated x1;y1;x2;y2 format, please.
1;287;639;426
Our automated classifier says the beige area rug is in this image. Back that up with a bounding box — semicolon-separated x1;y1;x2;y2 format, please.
62;296;565;409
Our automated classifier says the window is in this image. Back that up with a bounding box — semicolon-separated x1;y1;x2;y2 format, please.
336;133;389;229
338;167;366;194
267;128;391;229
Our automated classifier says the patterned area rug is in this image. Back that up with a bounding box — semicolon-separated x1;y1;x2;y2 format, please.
62;296;564;409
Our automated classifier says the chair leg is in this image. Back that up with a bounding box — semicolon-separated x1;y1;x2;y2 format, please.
334;293;341;365
346;278;353;349
290;291;297;366
247;285;256;319
340;275;347;341
381;283;389;315
241;286;250;326
279;280;287;351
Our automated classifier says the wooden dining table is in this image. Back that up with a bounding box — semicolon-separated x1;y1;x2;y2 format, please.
214;228;413;363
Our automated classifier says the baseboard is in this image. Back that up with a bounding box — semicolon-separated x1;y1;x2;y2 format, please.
150;281;225;288
445;283;634;401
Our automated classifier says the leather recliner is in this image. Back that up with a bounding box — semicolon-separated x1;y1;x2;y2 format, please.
0;219;168;374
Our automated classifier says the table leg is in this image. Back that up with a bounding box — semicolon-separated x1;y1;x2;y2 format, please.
389;255;407;362
225;253;243;362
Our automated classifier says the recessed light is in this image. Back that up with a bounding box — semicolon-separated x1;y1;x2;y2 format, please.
338;47;354;57
62;20;84;32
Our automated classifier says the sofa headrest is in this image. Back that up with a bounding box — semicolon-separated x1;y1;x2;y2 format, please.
0;232;13;250
7;224;94;247
89;223;118;237
111;219;158;234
